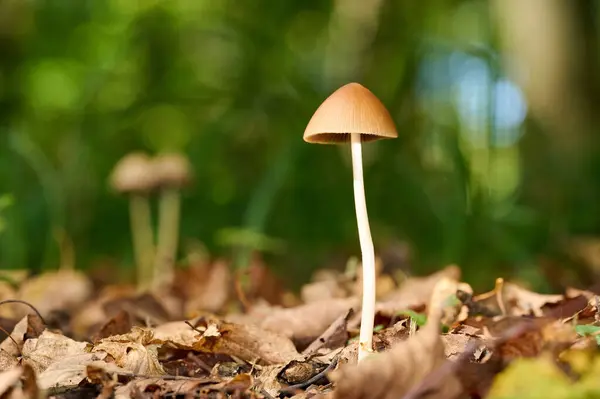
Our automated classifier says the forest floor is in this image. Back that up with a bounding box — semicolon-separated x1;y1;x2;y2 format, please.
0;258;597;399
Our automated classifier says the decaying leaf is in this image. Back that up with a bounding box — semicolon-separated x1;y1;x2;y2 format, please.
92;327;165;376
21;330;89;375
329;313;462;399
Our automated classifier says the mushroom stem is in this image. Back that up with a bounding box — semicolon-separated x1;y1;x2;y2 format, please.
350;132;376;363
153;187;181;290
130;194;154;291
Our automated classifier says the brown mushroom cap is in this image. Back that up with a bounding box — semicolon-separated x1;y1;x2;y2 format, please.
110;152;157;194
153;152;192;188
303;82;398;144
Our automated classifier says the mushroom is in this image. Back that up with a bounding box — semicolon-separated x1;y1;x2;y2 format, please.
303;82;397;362
152;152;192;290
110;152;157;291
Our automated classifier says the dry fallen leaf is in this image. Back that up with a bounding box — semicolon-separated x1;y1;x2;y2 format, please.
0;367;24;396
195;319;300;365
21;330;89;375
329;277;464;399
0;316;29;357
329;314;462;399
92;327;165;376
377;265;461;317
473;279;564;317
180;259;232;315
259;298;359;346
36;354;112;391
16;270;93;318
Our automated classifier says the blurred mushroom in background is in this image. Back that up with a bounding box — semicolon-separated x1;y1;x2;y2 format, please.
152;152;192;291
110;152;157;291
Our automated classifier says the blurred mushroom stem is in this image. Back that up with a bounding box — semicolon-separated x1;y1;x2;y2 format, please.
351;133;376;363
153;187;181;290
130;194;154;291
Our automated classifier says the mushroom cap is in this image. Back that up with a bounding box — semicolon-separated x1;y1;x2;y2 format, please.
303;83;398;144
153;152;192;188
110;152;157;194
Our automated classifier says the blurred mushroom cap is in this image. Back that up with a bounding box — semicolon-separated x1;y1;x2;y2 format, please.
304;82;397;144
110;152;156;194
153;152;192;188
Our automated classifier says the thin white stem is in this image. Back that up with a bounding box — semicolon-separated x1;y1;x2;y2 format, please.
351;133;376;363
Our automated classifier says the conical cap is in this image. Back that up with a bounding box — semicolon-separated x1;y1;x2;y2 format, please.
303;83;397;144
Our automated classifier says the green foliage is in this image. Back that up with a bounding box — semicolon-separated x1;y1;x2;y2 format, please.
575;325;600;346
0;195;14;234
397;310;428;327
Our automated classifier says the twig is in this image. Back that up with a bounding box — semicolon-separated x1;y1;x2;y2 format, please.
279;355;340;395
184;320;204;335
0;300;46;325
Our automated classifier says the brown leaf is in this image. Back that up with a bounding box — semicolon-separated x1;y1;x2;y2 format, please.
302;309;352;355
329;314;462;399
92;310;132;343
441;333;487;361
473;278;564;317
36;354;112;391
376;265;461;317
92;327;165;376
16;270;93;318
0;367;23;396
0;316;28;357
259;298;359;346
21;330;89;375
178;259;232;314
0;349;17;371
196;319;300;365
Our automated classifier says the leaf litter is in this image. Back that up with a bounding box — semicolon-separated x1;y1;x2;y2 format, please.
0;262;598;398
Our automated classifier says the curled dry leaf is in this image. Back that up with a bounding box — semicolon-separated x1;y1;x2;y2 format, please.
21;330;89;375
329;313;462;399
259;298;359;346
153;319;299;365
92;327;165;376
16;270;93;318
377;265;461;317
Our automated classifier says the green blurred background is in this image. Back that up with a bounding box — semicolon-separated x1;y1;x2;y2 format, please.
0;0;599;291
